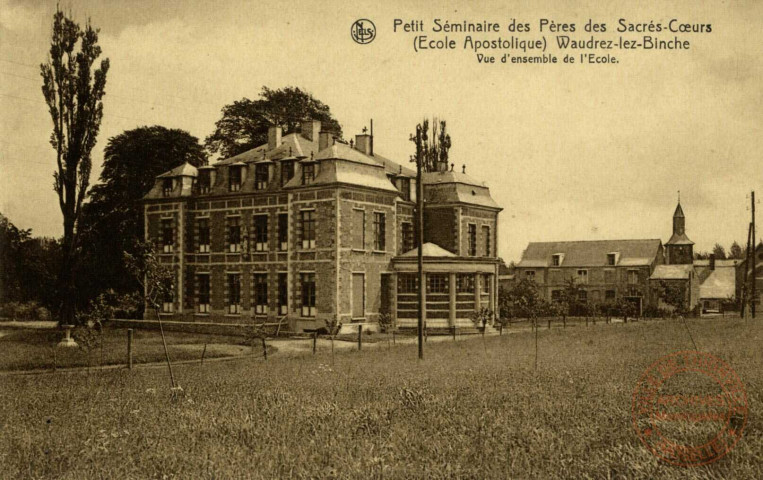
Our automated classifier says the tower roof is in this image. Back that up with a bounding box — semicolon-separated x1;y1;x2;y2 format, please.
673;202;685;218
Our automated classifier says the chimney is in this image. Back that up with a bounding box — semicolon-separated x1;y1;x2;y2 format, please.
301;120;321;142
355;133;371;155
268;125;282;149
709;253;715;270
318;130;334;151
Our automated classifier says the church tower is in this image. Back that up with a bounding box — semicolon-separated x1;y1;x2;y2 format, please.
665;199;694;264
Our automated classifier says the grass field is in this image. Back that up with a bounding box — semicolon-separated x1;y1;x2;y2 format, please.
1;318;762;478
0;328;253;371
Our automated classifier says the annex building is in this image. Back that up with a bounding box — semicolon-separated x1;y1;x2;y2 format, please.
515;201;745;315
143;121;502;332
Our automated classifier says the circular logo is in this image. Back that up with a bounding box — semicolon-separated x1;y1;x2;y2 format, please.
632;351;748;466
351;19;376;44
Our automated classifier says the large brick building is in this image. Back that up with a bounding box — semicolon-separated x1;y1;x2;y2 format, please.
143;121;502;332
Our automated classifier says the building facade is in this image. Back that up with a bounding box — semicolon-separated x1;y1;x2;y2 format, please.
143;121;502;332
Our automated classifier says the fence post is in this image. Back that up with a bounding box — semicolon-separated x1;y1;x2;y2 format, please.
357;324;362;351
392;329;396;345
261;337;268;360
548;319;551;329
127;328;133;370
313;331;317;355
563;316;567;328
452;325;456;341
499;323;503;336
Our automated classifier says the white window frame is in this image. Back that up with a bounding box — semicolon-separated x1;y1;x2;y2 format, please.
161;301;174;313
577;269;588;284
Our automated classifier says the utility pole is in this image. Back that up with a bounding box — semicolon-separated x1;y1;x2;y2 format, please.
742;222;752;319
411;124;425;361
752;191;756;319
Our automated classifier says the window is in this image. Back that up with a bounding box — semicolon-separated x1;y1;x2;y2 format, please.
605;290;616;301
278;273;288;315
373;212;386;251
228;274;241;314
197;274;210;313
281;160;295;186
552;254;562;266
578;290;588;303
253;215;268;251
428;274;449;294
468;224;477;256
551;290;562;302
254;273;268;315
254;164;269;190
229;166;242;192
482;225;491;256
577;269;588;284
525;270;536;279
398;274;418;294
197;218;210;253
278;213;288;251
198;170;211;194
228;217;241;253
401;222;414;254
162;178;173;197
161;277;174;313
302;163;315;185
481;274;490;294
607;253;617;266
398;177;411;201
301;273;316;317
628;270;639;285
604;269;616;284
300;210;315;249
161;219;173;253
456;274;474;293
352;209;365;250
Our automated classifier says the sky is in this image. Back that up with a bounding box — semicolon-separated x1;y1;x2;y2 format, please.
1;0;761;263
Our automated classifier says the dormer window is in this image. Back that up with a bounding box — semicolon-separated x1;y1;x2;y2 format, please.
302;163;315;185
281;160;295;186
398;177;411;201
552;254;563;266
198;170;211;194
162;178;173;197
254;164;269;191
607;253;617;266
229;166;242;192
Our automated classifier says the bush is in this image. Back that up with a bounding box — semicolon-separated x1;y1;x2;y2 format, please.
0;301;51;321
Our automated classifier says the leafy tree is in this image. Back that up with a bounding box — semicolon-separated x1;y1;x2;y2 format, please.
729;241;745;260
78;126;206;306
694;251;710;260
40;8;109;324
408;118;452;172
712;243;727;260
205;86;343;158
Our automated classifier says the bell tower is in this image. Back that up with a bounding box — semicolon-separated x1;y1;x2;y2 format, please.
665;195;694;264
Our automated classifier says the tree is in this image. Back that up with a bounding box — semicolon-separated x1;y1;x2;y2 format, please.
712;243;727;260
729;241;745;260
78;126;206;306
40;8;109;324
205;86;343;159
408;118;452;172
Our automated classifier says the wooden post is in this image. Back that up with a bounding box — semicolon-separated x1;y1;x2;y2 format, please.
313;331;317;355
499;322;503;336
200;343;207;365
452;325;456;341
357;324;362;351
548;318;551;329
127;328;133;370
261;337;267;360
563;316;566;328
392;329;396;344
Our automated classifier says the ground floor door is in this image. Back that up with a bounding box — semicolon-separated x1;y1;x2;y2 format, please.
352;273;365;320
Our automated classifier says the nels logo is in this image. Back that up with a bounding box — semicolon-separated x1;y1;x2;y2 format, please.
351;19;376;44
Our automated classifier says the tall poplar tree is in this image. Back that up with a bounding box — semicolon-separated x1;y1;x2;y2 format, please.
40;7;109;324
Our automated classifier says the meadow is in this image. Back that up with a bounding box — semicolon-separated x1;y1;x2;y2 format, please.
1;318;762;479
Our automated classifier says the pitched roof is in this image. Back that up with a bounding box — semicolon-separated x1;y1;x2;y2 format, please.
650;264;694;280
422;170;486;187
215;132;319;165
699;266;736;299
517;239;662;268
400;242;457;258
423;171;500;209
282;158;398;193
156;162;198;178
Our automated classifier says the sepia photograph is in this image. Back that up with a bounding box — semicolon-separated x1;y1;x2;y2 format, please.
0;0;761;478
